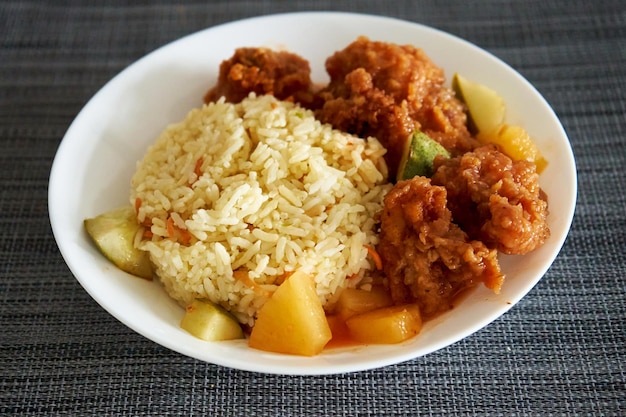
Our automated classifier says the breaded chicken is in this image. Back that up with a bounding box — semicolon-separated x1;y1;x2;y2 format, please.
431;145;550;254
378;176;503;317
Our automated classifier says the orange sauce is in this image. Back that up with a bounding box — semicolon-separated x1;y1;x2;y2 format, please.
323;285;479;350
325;315;360;349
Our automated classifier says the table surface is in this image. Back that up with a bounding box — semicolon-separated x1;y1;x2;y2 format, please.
2;1;625;415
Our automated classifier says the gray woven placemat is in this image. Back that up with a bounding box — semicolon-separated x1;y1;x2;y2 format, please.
1;1;624;415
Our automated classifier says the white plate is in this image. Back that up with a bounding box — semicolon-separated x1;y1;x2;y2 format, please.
49;12;577;375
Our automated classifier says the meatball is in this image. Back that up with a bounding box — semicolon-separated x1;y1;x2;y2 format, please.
204;47;313;104
313;36;477;178
377;176;504;318
431;145;550;255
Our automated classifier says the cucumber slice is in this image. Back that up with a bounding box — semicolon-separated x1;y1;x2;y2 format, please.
452;72;506;135
396;131;450;180
181;300;244;341
84;206;153;279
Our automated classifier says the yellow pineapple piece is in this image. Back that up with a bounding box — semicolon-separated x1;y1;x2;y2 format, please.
478;124;548;173
249;271;332;356
335;286;393;320
346;304;422;344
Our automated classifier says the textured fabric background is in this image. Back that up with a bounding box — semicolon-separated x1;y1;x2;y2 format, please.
1;1;624;415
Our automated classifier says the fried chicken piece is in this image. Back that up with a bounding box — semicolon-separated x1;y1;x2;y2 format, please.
431;145;550;255
378;177;503;318
204;47;314;104
313;37;478;178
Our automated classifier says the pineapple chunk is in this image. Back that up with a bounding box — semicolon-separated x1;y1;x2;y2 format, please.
180;300;244;341
335;286;393;320
249;271;332;356
346;304;422;344
478;124;548;173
